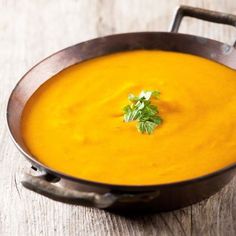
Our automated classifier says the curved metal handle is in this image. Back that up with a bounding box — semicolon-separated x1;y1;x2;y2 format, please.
170;5;236;47
21;173;117;208
21;173;160;208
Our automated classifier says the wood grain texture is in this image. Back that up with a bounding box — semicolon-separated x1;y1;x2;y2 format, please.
0;0;236;235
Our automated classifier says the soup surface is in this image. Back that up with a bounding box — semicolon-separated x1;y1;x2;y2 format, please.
21;50;236;185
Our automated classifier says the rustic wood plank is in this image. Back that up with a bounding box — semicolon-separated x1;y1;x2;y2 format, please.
0;0;235;235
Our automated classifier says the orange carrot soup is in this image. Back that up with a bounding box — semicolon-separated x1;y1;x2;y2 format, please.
21;50;236;185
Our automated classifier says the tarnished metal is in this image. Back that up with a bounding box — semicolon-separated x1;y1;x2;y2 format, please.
170;5;236;47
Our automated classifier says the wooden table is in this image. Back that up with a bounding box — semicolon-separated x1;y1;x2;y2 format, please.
1;0;236;235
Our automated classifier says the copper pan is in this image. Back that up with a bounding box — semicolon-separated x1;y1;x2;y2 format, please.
6;6;236;213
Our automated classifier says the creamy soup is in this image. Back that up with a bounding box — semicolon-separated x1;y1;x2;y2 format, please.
21;50;236;185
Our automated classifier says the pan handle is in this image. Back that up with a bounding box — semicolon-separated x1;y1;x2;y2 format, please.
21;173;117;208
170;5;236;47
21;173;160;208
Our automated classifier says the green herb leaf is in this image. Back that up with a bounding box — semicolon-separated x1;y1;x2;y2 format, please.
137;121;157;134
123;90;163;134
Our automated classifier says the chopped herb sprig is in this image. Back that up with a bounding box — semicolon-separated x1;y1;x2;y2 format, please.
123;90;162;134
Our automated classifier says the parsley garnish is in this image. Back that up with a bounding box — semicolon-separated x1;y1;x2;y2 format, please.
123;90;162;134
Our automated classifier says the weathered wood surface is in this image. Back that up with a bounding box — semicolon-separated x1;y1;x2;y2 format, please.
0;0;236;235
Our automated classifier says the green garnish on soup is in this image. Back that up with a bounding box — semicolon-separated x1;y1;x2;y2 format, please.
123;90;162;134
